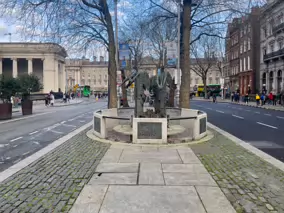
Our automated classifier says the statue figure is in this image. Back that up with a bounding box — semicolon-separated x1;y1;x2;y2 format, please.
120;69;150;117
150;67;172;117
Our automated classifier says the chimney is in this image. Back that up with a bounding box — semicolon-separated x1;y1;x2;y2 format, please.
100;56;104;62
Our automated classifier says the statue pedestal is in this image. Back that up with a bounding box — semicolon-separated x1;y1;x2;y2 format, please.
132;117;167;144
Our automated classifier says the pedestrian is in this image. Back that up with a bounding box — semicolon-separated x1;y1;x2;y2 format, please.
268;92;273;105
256;94;260;106
245;93;249;105
50;93;55;106
213;93;217;103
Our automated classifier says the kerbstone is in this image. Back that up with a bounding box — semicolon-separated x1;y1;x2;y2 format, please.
99;185;206;213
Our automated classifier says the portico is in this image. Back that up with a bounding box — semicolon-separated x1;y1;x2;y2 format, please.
0;43;67;93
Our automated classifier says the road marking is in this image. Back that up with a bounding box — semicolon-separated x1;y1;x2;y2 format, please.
62;124;76;128
22;151;30;156
264;114;271;116
254;112;260;114
6;157;11;160
79;120;86;123
61;121;66;124
245;110;251;112
68;118;75;121
10;137;23;142
277;116;284;119
216;110;225;114
206;108;213;110
33;142;39;145
232;114;244;119
29;131;39;135
50;130;63;134
13;145;18;148
0;144;9;148
0;111;55;124
256;122;278;129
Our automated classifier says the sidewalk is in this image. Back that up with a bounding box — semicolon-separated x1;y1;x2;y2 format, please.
1;124;284;212
194;97;284;111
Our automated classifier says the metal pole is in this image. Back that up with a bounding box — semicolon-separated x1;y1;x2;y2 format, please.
115;0;119;69
176;0;181;106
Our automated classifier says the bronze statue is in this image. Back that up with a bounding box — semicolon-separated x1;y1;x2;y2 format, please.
120;69;150;117
149;67;172;118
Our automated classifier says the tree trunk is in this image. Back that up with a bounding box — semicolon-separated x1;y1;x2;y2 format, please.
203;77;208;99
102;0;117;108
179;0;191;109
121;69;129;107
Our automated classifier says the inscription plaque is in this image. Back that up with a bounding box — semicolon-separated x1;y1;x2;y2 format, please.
94;116;101;133
137;122;162;139
199;117;207;134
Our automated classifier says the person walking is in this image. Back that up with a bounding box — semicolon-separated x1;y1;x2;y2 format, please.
212;93;217;103
256;94;260;106
245;93;249;105
50;93;55;106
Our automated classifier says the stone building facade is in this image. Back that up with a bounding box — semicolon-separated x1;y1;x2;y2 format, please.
65;57;108;92
260;0;284;94
224;7;261;95
0;43;67;93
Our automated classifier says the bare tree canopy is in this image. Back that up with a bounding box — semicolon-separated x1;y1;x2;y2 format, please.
0;0;118;108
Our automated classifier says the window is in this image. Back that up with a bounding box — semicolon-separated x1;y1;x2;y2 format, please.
243;58;246;71
209;78;212;84
263;47;267;55
279;41;283;50
263;27;267;38
270;44;274;52
216;78;220;83
244;40;247;52
248;56;250;70
240;44;243;53
240;59;242;72
248;25;251;33
248;38;251;50
241;29;243;37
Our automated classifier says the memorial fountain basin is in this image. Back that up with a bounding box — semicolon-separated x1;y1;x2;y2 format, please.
93;107;207;144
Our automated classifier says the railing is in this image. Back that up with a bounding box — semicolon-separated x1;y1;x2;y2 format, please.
168;116;197;121
273;22;284;34
263;48;284;61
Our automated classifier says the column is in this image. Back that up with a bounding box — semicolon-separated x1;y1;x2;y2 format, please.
55;60;59;92
61;63;66;92
273;71;277;92
12;58;18;78
42;58;46;92
27;58;33;74
0;58;2;75
266;71;269;92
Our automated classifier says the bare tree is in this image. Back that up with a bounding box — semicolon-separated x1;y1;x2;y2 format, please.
0;0;118;108
143;0;266;108
191;37;218;98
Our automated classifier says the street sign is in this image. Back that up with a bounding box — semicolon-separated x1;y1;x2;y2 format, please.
130;83;135;88
119;43;130;60
121;60;126;68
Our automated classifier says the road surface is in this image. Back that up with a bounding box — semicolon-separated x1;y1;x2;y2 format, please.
0;100;107;172
191;100;284;162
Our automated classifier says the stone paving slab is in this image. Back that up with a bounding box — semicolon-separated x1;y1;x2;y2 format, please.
164;172;217;186
139;163;164;185
0;128;109;213
89;173;138;185
162;163;208;173
190;129;284;213
95;163;139;173
99;185;206;213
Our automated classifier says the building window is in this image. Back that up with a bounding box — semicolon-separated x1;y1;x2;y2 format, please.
279;41;283;50
263;47;267;56
263;27;267;38
240;44;243;53
270;44;274;53
216;78;220;83
240;59;242;72
248;38;251;50
248;56;250;70
243;58;246;71
244;40;247;52
248;25;251;33
209;78;212;84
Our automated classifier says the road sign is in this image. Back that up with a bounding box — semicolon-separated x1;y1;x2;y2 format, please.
130;83;135;88
121;60;126;68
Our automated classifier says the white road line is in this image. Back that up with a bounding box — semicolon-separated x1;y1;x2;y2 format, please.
0;144;9;148
61;121;66;124
216;110;225;114
33;142;39;145
264;114;272;116
254;112;260;114
79;120;86;123
277;116;284;119
256;122;278;129
22;151;30;156
13;145;18;148
50;130;63;134
29;131;38;135
245;110;251;112
68;118;75;121
206;108;213;110
6;157;11;160
10;137;23;142
232;114;244;119
62;124;76;128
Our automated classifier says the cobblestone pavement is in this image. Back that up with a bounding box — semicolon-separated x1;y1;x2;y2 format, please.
0;129;109;213
190;130;284;213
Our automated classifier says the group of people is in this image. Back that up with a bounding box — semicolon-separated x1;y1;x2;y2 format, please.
255;92;282;106
45;92;55;106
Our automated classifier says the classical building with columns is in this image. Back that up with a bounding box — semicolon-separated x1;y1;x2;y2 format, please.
0;42;67;93
260;0;284;93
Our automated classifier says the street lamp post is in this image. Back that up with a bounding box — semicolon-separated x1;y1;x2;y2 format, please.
176;0;181;106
